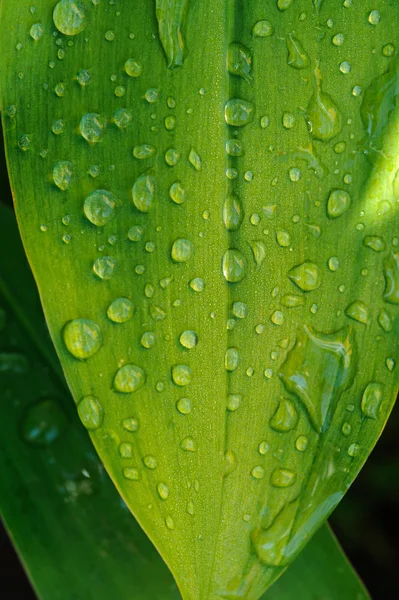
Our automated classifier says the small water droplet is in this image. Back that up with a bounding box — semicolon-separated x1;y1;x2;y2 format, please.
171;238;194;262
189;278;205;292
132;173;155;213
157;482;169;500
122;417;139;432
345;300;369;325
251;466;265;479
288;261;321;291
270;467;296;488
84;189;117;226
286;34;309;69
172;364;192;386
77;395;103;430
295;435;309;451
123;467;140;481
227;42;252;82
107;298;134;323
225;347;240;372
361;382;383;419
93;256;116;280
188;148;202;171
179;330;198;349
225;99;255;127
227;394;242;411
53;160;73;191
176;398;192;414
143;455;158;469
80;113;106;143
368;9;380;25
53;0;87;36
181;437;196;452
125;58;143;77
232;301;248;318
222;249;247;283
252;20;274;37
30;23;44;41
348;443;360;457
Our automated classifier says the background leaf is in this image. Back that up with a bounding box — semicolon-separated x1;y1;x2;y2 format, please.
0;204;369;600
1;1;398;598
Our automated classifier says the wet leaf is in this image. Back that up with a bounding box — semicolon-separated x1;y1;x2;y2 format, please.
0;204;369;600
1;2;398;599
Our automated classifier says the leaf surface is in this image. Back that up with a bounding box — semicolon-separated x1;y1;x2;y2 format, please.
0;204;369;600
1;1;398;599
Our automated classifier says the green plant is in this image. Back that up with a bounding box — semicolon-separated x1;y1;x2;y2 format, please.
0;1;398;599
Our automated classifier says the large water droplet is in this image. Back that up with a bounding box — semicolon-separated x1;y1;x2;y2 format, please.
306;74;342;141
222;249;247;283
171;238;194;262
286;34;309;69
225;99;255;127
223;194;244;231
20;398;68;446
227;42;252;83
132;173;155;213
270;467;296;488
383;252;399;304
327;189;351;218
53;0;86;36
172;364;192;386
114;364;146;393
77;395;104;430
53;161;73;191
79;113;106;143
270;398;298;432
288;261;321;291
361;382;383;419
93;256;116;280
63;318;102;359
107;298;134;323
84;189;117;226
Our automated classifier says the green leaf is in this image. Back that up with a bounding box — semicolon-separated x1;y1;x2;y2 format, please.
0;204;369;600
0;1;397;598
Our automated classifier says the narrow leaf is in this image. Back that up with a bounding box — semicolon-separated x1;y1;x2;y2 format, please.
1;2;397;598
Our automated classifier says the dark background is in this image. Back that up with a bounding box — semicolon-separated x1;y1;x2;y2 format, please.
1;134;398;600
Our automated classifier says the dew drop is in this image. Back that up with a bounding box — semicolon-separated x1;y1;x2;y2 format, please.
361;382;383;419
30;23;44;41
140;331;156;349
132;173;155;213
288;261;321;291
251;466;265;479
181;437;196;452
53;160;73;191
189;278;205;292
114;364;146;393
107;298;134;323
270;468;296;488
133;144;156;159
225;99;255;127
93;256;116;280
179;330;198;349
348;443;360;457
143;455;158;469
172;365;192;386
222;249;247;283
225;347;240;372
171;238;194;262
125;58;143;77
157;482;169;500
227;394;242;411
176;398;192;414
169;182;186;204
84;189;117;226
227;42;252;83
345;300;369;325
53;0;86;36
232;301;247;318
80;113;106;143
119;443;133;458
122;417;139;432
286;34;309;70
63;318;102;360
252;20;274;38
77;395;103;430
123;467;140;481
295;435;309;452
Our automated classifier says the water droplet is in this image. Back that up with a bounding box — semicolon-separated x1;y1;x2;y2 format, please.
363;235;385;252
114;364;146;393
172;364;192;386
328;256;340;271
181;437;196;452
30;23;44;41
79;113;106;143
53;161;73;191
270;398;298;432
378;308;392;332
252;20;274;37
226;139;244;156
123;467;140;481
128;225;143;242
227;42;252;83
84;189;117;226
119;443;133;458
225;99;255;127
171;238;194;262
176;398;192;414
232;301;247;318
144;88;159;103
278;0;293;10
165;515;174;529
77;395;103;430
295;435;309;451
288;261;321;291
277;229;291;247
157;482;169;500
332;33;344;46
225;347;240;372
133;144;156;160
93;256;116;280
345;300;369;325
227;394;242;411
52;119;65;135
386;358;396;372
122;417;139;432
132;173;155;213
249;241;266;266
289;167;301;182
143;455;158;469
361;382;383;419
270;468;296;488
252;500;299;566
306;74;342;141
63;318;102;360
339;61;351;74
222;249;247;283
342;422;352;436
53;0;86;36
188;148;202;171
382;43;395;57
104;29;115;41
125;58;143;77
179;330;198;349
20;398;68;446
258;441;269;455
18;134;31;152
368;9;380;25
251;466;265;479
77;68;91;86
286;34;309;69
348;443;360;457
107;298;134;323
164;115;176;130
282;112;296;129
271;311;284;325
223;194;244;231
189;278;205;293
383;252;399;304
